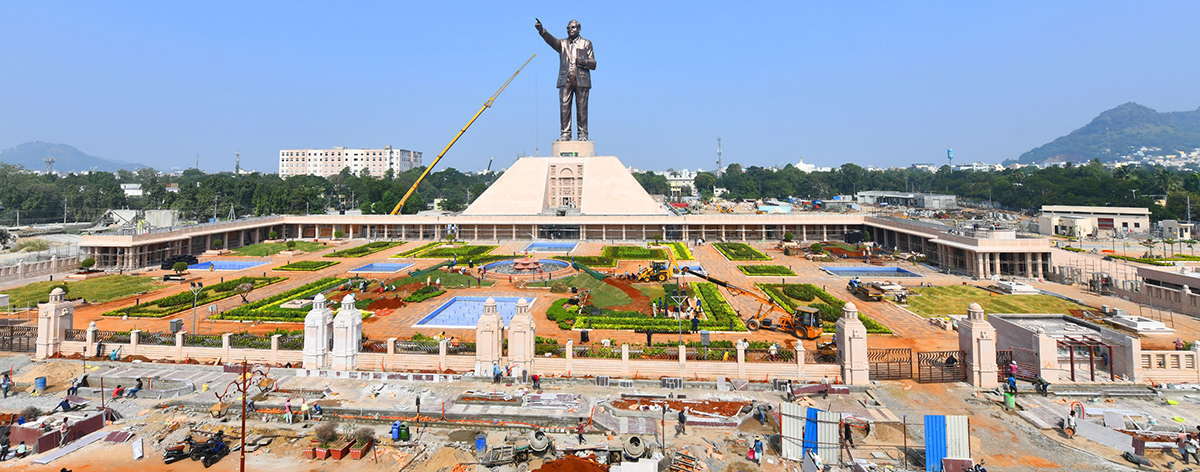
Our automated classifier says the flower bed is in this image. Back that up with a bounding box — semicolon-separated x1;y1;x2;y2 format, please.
713;242;771;261
419;244;497;258
664;242;693;260
737;265;796;276
601;245;668;260
324;241;403;258
547;281;747;332
403;285;446;303
102;276;284;318
276;260;340;271
757;282;891;334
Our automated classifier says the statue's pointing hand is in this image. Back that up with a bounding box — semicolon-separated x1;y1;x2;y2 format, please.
535;18;543;34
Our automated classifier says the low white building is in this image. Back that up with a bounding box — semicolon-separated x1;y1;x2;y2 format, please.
1037;205;1150;236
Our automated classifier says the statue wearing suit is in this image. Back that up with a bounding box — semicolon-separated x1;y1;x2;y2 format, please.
536;19;596;141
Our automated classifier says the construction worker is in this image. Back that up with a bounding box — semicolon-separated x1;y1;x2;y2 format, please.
676;408;687;436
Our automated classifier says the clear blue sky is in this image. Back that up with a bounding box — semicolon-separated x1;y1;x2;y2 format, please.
2;1;1199;174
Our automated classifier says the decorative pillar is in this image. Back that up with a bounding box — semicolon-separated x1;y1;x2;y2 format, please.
958;303;998;388
736;342;746;378
221;333;232;362
35;287;74;359
130;330;141;356
331;294;363;371
621;344;630;375
474;297;504;376
303;294;334;369
1033;327;1060;383
507;298;535;379
86;321;98;358
837;302;870;386
679;344;687;377
795;343;806;379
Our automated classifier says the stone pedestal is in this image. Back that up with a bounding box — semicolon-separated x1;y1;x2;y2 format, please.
958;303;998;388
474;297;505;376
303;294;334;369
550;140;595;157
506;298;535;379
836;302;870;386
331;294;362;371
36;287;74;359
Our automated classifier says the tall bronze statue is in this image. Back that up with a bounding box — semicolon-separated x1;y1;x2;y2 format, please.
535;18;596;141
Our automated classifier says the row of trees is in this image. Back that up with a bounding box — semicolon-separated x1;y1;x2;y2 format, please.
652;160;1200;222
0;164;497;225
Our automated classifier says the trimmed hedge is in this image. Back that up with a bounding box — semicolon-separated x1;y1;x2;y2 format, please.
403;285;446;303
275;260;339;271
757;282;892;334
1107;254;1176;266
601;246;668;260
738;265;796;276
420;244;497;258
104;277;284;318
325;241;403;258
713;242;771;261
394;241;442;258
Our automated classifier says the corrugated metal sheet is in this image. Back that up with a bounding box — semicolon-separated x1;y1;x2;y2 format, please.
945;415;970;459
780;402;806;461
925;415;947;472
803;407;820;460
815;410;841;465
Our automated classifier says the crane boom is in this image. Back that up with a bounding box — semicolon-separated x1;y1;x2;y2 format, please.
390;55;535;215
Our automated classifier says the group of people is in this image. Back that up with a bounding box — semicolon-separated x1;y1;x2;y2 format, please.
1;432;28;461
282;397;321;424
1178;428;1200;464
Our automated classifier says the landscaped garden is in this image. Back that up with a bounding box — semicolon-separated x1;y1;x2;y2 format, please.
403;285;446;303
738;265;796;277
546;284;747;331
103;276;285;318
275;260;340;271
233;240;327;257
418;244;497;258
713;242;771;261
7;275;163;307
213;277;370;321
601;245;668;260
324;241;404;258
904;285;1089;317
394;241;442;258
758;283;892;334
552;255;617;268
528;274;631;307
664;242;693;260
386;271;493;288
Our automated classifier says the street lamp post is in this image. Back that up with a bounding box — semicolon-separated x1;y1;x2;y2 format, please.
189;282;205;333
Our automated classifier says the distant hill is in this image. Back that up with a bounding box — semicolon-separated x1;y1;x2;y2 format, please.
1013;102;1200;165
0;142;146;173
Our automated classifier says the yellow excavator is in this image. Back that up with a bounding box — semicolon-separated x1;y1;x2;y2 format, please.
679;267;824;339
635;245;679;282
389;55;534;215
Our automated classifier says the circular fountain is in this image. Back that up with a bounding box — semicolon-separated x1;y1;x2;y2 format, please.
481;258;573;280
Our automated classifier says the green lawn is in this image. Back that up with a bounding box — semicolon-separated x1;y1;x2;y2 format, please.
232;240;328;257
325;241;405;258
528;274;631;307
419;244;497;258
552;256;617;268
636;284;666;301
905;285;1089;317
274;260;340;271
738;265;796;276
601;246;668;260
4;275;163;307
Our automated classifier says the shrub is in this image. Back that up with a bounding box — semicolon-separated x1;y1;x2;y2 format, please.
80;258;95;270
212;239;223;249
173;261;189;275
314;422;339;446
738;265;796;276
783;232;795;242
286;240;297;250
20;406;42;421
334;230;344;239
550;282;570;293
354;428;374;446
268;231;278;239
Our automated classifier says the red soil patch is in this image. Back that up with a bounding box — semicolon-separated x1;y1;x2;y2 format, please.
536;455;609;472
610;397;748;417
368;298;407;310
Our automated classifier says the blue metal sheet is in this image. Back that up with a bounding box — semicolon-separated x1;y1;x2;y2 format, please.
802;407;820;459
925;415;947;472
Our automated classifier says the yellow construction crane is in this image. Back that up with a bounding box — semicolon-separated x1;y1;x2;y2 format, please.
390;55;535;215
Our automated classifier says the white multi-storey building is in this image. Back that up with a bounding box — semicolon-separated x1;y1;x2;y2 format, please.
278;146;422;178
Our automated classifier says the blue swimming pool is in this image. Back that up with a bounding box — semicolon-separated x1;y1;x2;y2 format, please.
188;260;270;271
523;241;578;252
349;262;414;273
821;266;922;278
415;296;538;328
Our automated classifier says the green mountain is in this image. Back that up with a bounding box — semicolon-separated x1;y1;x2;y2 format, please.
0;141;146;173
1014;102;1200;165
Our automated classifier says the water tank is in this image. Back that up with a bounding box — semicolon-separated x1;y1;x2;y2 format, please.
623;435;646;459
529;430;550;453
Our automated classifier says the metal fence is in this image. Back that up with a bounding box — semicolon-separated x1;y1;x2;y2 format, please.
184;334;223;348
626;346;678;360
141;331;176;346
95;330;131;344
278;335;304;351
360;340;388;353
804;350;838;364
534;343;565;357
0;244;80;268
230;334;272;350
447;341;476;356
64;329;87;342
573;344;624;359
393;339;439;355
686;347;736;362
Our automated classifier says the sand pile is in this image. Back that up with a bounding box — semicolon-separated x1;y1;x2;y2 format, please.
12;360;85;390
536;455;609;472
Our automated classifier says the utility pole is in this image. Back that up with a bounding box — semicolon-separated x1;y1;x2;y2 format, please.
235;150;240;174
214;194;219;222
716;138;723;178
196;153;200;170
63;197;68;224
